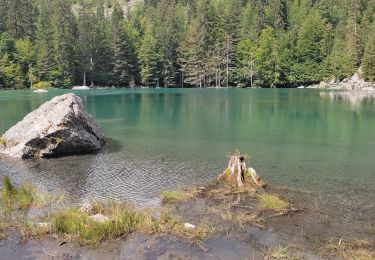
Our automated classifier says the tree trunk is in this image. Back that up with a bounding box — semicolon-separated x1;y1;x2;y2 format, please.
90;56;94;87
83;71;87;87
227;154;246;188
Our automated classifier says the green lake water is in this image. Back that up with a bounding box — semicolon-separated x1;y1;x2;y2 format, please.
0;88;375;233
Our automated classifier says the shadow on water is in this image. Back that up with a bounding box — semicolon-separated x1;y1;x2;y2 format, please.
101;138;124;154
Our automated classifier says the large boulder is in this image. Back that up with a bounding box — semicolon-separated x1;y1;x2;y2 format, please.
0;93;105;159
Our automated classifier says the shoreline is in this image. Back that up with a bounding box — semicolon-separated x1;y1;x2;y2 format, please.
0;177;374;259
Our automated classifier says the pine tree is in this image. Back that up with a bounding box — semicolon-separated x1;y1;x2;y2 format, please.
91;0;114;86
4;0;37;40
51;0;77;88
329;21;358;80
255;26;281;87
36;0;55;83
78;1;95;86
291;10;329;83
138;24;161;86
111;4;131;87
156;0;181;87
361;21;375;81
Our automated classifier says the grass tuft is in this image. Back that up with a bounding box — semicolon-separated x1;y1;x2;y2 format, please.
257;193;290;212
53;202;140;245
265;245;302;260
0;136;6;146
236;214;264;228
319;239;375;260
161;190;194;203
20;221;52;241
1;177;35;214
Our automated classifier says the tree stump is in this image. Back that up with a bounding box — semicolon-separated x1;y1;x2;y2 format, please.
219;151;266;189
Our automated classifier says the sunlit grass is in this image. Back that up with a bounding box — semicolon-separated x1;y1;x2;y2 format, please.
161;189;194;203
53;202;139;245
0;136;5;146
1;177;35;215
257;193;290;212
319;238;375;260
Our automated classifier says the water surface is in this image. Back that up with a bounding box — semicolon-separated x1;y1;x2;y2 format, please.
0;88;374;233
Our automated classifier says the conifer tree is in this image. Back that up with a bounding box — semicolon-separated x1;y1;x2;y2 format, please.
292;10;329;83
138;24;161;86
4;0;37;40
361;21;375;81
111;4;131;87
51;0;78;88
36;0;55;83
255;27;281;87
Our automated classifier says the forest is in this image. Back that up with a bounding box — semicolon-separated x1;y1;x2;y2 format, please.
0;0;374;89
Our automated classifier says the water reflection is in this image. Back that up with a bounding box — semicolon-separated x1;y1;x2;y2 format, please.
320;91;375;109
1;89;375;232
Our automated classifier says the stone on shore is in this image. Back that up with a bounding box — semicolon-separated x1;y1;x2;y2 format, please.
33;89;48;93
308;72;374;90
0;93;105;159
72;86;90;90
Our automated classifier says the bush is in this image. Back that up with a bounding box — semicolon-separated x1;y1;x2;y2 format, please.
32;81;51;90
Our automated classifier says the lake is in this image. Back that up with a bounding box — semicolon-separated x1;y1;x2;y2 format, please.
1;88;375;234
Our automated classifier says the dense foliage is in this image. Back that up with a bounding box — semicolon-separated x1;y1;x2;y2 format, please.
0;0;374;88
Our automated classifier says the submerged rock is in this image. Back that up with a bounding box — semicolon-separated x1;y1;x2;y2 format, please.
33;89;48;93
72;86;90;90
0;93;105;159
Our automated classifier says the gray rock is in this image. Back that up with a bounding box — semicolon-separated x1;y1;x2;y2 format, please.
0;93;105;159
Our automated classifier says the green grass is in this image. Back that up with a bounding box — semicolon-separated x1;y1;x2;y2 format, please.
257;193;290;212
52;201;210;245
161;190;194;203
0;136;5;146
1;177;34;214
0;179;211;246
53;202;140;245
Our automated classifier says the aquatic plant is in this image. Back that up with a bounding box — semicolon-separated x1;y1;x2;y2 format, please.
1;177;35;215
52;200;209;245
53;202;139;245
257;193;290;212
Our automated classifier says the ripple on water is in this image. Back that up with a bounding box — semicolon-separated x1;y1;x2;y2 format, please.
0;147;219;207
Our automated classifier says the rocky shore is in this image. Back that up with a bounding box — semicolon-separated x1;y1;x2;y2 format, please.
307;73;375;91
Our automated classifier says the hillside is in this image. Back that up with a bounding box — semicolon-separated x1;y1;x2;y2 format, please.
0;0;374;88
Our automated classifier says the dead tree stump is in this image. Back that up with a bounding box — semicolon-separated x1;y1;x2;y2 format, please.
219;151;266;189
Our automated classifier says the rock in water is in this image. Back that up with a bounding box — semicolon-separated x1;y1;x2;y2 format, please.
0;93;105;159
